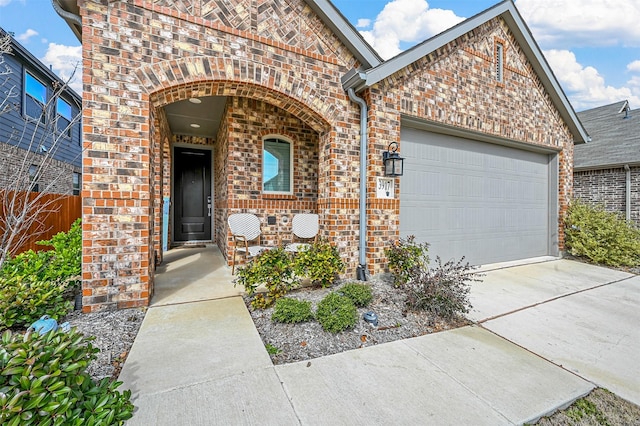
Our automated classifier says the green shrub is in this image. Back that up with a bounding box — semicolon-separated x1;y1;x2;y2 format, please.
293;240;345;287
1;219;82;282
564;199;640;267
235;247;294;309
404;256;480;319
271;298;314;323
0;328;134;425
385;236;430;287
316;293;357;333
0;276;73;330
338;283;373;307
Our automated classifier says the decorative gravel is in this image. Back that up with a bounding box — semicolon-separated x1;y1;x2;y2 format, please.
245;273;470;365
63;307;146;381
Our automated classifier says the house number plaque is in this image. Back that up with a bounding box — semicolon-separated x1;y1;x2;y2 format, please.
376;177;394;199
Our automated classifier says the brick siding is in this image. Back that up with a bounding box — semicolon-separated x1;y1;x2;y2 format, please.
0;142;80;194
574;167;640;225
79;0;575;310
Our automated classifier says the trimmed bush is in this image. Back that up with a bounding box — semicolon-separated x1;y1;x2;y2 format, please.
564;199;640;267
293;240;345;287
316;293;357;333
338;283;373;307
0;328;134;425
0;276;73;330
385;236;429;287
271;298;314;324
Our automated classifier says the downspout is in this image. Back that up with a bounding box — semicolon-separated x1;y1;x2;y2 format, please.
51;0;82;26
624;164;631;221
347;88;368;281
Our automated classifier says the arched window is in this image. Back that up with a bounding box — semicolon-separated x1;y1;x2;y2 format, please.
263;137;292;194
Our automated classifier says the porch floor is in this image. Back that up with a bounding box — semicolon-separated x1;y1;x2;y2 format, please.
151;245;242;306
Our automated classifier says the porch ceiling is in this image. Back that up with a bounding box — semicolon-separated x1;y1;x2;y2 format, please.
164;96;227;139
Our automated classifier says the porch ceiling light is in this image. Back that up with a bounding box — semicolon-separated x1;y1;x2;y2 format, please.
382;142;404;177
188;97;202;104
190;123;201;128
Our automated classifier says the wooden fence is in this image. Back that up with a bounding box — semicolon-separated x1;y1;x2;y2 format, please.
1;191;81;255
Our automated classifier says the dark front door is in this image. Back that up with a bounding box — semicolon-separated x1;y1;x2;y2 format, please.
174;147;212;241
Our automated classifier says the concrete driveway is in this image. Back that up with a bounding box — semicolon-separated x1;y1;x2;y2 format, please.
471;259;640;406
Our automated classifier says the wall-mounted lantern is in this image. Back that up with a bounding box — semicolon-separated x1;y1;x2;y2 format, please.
382;142;404;177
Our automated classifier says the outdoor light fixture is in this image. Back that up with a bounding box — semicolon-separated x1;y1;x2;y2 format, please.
382;142;404;177
188;97;202;104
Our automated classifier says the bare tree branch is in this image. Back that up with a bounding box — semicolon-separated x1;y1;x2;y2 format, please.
0;34;83;268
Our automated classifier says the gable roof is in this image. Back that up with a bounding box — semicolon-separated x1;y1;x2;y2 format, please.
0;28;81;104
54;0;586;143
341;0;588;144
574;100;640;170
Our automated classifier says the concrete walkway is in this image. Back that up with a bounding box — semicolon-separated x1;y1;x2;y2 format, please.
119;249;640;425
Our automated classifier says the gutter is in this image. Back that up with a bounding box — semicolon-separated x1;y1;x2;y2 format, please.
346;84;369;281
51;0;82;26
624;164;631;221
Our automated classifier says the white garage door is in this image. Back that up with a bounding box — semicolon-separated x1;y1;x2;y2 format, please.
400;128;553;266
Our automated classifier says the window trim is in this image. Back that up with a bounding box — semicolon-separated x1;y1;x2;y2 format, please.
262;136;294;195
24;70;48;122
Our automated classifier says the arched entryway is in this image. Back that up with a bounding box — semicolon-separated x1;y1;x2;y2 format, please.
148;78;332;292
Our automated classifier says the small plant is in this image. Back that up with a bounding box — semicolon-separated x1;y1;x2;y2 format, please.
404;256;481;319
265;343;281;355
293;240;345;287
0;328;134;425
235;247;294;309
271;298;314;324
338;282;373;307
385;236;430;287
316;292;357;333
0;276;73;330
564;199;640;267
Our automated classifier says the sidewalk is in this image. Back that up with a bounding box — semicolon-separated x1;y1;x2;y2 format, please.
118;251;638;424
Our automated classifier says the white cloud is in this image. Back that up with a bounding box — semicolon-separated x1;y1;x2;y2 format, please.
41;43;83;94
516;0;640;48
544;49;640;110
16;29;38;43
0;0;13;6
359;0;465;59
627;60;640;73
356;18;371;29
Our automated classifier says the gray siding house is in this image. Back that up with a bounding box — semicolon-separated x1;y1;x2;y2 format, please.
0;29;82;195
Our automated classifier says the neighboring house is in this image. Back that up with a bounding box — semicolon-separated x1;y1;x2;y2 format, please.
54;0;587;312
574;100;640;224
0;29;82;196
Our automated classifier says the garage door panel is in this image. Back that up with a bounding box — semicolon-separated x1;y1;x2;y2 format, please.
400;128;550;266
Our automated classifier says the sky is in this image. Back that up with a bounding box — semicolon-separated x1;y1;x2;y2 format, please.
1;0;639;111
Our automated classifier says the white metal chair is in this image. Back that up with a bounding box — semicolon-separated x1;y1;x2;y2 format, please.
228;213;269;274
285;213;319;253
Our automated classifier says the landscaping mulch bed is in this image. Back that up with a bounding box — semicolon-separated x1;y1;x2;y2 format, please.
245;273;470;365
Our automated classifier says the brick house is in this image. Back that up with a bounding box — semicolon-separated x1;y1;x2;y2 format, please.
574;100;640;224
0;29;82;196
54;0;587;312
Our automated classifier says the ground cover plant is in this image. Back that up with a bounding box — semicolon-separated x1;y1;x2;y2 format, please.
564;199;640;267
0;328;134;425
